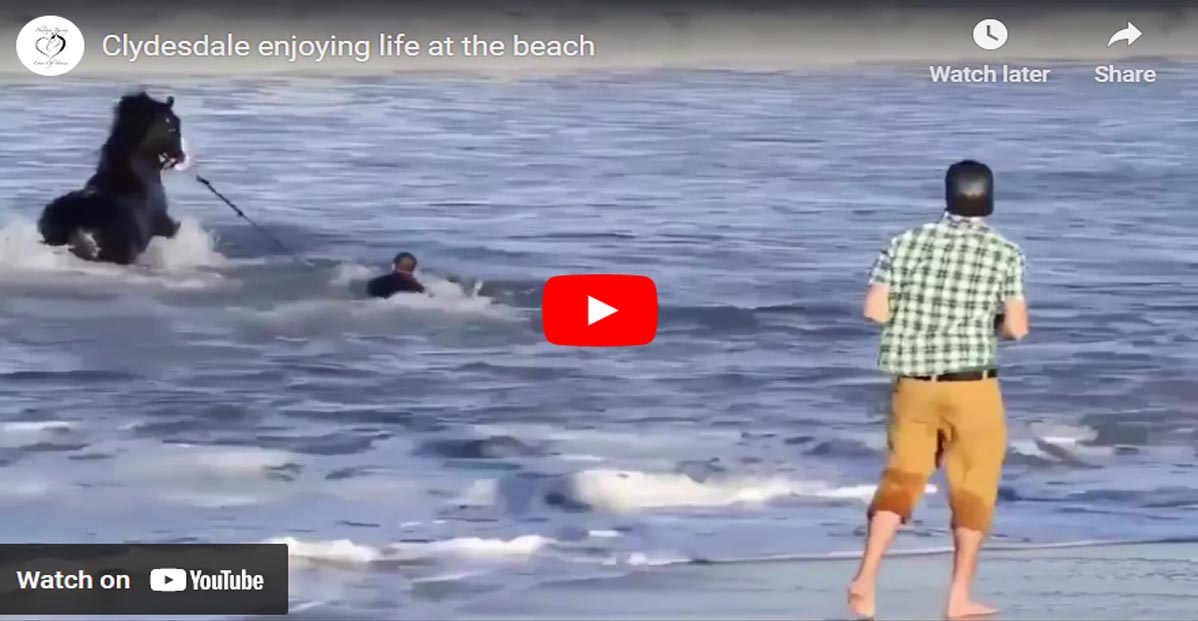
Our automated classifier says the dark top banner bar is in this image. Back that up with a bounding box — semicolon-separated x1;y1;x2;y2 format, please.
0;544;288;615
8;0;1198;16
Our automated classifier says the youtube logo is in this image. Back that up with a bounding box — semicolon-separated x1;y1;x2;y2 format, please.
542;274;658;347
149;568;187;592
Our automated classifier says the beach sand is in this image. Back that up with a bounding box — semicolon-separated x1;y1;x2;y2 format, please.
459;543;1198;620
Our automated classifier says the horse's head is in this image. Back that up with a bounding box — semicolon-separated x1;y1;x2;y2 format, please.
108;91;187;170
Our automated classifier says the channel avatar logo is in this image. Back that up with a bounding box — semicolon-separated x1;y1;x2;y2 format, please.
16;16;85;77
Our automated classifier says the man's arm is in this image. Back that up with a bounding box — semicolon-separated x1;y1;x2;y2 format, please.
864;284;891;324
863;241;897;324
399;273;426;293
999;251;1029;340
1001;299;1028;340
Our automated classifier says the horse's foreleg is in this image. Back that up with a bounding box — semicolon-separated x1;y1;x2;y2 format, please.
67;230;101;261
151;210;180;238
38;200;73;246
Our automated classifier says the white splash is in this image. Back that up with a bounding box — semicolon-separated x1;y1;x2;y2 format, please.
462;468;937;514
0;420;75;434
271;538;383;564
330;262;374;287
115;443;296;479
0;217;225;287
569;469;808;512
1029;422;1098;445
137;217;225;271
0;219;75;271
1011;422;1116;463
267;534;554;565
93;443;303;508
371;271;516;319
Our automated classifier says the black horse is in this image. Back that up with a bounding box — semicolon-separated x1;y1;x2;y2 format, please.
38;91;187;265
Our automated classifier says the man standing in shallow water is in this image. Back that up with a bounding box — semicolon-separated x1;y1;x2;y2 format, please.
847;160;1029;619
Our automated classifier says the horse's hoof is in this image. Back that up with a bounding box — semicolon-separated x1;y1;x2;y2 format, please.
67;230;99;261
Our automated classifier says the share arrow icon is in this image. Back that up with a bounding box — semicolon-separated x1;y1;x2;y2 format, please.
1107;22;1142;47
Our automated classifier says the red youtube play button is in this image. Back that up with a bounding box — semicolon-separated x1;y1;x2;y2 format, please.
542;274;658;347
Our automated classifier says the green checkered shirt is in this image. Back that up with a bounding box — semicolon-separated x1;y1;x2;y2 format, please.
869;213;1026;376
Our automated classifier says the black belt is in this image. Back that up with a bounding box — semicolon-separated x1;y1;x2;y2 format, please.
904;369;998;382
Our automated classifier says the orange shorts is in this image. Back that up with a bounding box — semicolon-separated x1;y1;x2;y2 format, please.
868;377;1007;532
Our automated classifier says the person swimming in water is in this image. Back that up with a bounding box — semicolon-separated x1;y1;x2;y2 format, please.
367;251;425;298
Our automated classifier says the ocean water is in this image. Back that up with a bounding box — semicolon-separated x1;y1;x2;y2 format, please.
0;65;1195;617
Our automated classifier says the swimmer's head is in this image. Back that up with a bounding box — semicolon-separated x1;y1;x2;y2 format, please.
945;160;994;218
393;252;417;273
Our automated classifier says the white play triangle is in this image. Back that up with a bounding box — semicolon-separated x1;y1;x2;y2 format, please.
587;295;618;326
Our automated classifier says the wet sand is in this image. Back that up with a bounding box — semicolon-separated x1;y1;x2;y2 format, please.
461;543;1198;620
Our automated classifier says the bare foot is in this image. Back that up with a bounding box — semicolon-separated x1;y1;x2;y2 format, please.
945;599;998;619
847;579;876;619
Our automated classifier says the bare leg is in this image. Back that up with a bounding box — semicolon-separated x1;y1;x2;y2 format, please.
941;379;1006;619
850;379;939;619
944;527;997;618
847;510;903;619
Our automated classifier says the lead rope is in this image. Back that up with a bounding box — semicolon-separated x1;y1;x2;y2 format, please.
192;174;313;267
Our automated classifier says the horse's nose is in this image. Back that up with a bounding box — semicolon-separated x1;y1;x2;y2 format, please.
173;137;192;171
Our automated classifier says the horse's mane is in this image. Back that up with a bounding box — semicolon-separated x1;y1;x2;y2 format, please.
98;91;173;163
89;91;175;192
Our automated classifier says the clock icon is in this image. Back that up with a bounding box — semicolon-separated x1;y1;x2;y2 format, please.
973;19;1008;51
